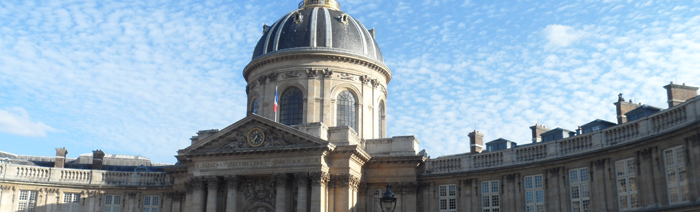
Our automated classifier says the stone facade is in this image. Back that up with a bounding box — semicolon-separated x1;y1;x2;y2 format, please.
2;1;700;212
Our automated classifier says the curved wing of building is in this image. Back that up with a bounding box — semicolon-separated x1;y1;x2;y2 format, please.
2;1;700;212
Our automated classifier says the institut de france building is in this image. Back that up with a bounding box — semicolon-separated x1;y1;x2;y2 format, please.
2;1;700;212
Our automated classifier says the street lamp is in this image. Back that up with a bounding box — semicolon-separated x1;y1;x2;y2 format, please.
379;184;397;212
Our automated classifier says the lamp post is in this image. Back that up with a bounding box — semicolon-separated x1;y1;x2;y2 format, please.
379;184;397;212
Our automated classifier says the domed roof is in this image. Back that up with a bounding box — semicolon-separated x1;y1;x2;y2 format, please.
252;1;384;63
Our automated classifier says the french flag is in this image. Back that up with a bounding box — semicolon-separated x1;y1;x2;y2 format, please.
274;86;278;112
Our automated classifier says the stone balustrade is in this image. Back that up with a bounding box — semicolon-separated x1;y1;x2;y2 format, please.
0;164;171;187
425;97;699;175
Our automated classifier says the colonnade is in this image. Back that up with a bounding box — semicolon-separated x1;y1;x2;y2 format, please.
178;171;359;212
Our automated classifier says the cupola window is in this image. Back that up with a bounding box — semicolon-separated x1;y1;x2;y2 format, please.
336;90;357;130
280;87;304;125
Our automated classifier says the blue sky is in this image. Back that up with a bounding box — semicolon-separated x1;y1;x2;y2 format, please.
1;0;699;163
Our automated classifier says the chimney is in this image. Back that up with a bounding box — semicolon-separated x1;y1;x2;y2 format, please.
191;129;220;145
664;82;699;108
529;124;548;143
614;93;640;124
54;147;68;168
92;150;105;170
468;130;484;153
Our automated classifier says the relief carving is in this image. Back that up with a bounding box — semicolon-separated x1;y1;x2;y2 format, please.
370;79;379;88
283;71;303;79
340;73;354;80
267;72;279;82
242;177;276;210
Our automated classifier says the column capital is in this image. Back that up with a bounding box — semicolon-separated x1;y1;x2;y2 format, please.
172;191;185;201
309;171;329;186
275;173;288;187
295;172;309;186
225;175;239;189
206;177;221;189
190;176;207;189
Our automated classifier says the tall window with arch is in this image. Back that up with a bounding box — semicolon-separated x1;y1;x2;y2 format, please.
251;98;259;114
372;188;383;212
378;101;385;138
280;87;304;125
337;90;357;130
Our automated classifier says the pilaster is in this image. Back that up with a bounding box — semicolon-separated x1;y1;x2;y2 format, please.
172;191;185;212
163;192;173;212
0;185;15;212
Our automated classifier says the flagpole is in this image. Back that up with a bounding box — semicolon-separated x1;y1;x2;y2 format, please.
274;86;278;122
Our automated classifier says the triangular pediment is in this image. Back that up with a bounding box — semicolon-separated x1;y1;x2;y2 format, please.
179;115;332;156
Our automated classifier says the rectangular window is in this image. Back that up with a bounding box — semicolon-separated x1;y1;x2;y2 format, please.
664;146;689;204
439;184;457;212
524;175;544;212
105;194;122;212
143;195;160;212
616;158;638;210
62;193;81;212
481;180;500;212
17;190;38;212
570;167;591;212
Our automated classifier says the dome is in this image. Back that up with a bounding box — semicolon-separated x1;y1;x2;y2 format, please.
252;1;384;63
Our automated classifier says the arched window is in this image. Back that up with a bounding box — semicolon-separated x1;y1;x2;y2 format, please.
372;188;383;212
336;91;357;130
280;87;304;125
378;101;385;138
251;98;259;114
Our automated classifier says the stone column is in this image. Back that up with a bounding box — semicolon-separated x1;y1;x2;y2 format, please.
206;177;220;212
185;182;194;212
275;174;288;212
191;177;207;212
296;172;309;212
310;172;329;212
225;176;238;212
402;183;418;212
172;191;184;212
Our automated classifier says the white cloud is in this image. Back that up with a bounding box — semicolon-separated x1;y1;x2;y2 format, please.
0;107;57;137
543;24;585;47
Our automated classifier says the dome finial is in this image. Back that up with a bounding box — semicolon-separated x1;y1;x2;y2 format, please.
299;0;340;11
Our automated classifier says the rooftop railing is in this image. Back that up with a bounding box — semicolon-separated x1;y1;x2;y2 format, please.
425;97;699;175
0;163;171;187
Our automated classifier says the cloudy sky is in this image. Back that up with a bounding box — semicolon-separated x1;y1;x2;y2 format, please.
1;0;699;163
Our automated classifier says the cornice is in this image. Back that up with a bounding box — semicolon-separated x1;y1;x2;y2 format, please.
243;51;392;84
